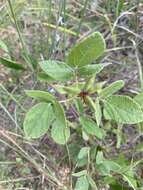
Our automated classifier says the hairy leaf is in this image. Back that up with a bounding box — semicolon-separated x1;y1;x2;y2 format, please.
24;103;54;138
72;170;87;177
100;80;124;98
97;160;121;176
134;92;143;108
63;86;81;95
95;98;102;126
78;64;105;76
25;90;55;102
39;60;74;81
51;124;70;145
51;101;70;144
80;116;104;139
78;147;90;159
75;176;89;190
87;175;98;189
37;72;55;83
104;95;143;124
67;32;106;67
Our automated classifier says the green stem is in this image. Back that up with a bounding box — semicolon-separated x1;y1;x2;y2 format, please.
0;84;26;112
77;0;89;37
7;0;33;70
47;0;52;58
136;48;143;91
62;0;66;59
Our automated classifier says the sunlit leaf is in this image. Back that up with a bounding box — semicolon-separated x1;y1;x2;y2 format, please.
75;176;89;190
25;90;55;102
87;175;98;189
78;64;105;76
51;101;70;144
39;60;74;81
37;72;55;83
24;103;54;138
104;95;143;124
95;98;102;126
80;116;104;139
51;124;70;145
100;80;124;98
78;147;90;159
67;32;106;67
134;92;143;108
72;170;87;177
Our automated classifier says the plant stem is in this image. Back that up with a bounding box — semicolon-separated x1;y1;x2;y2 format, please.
77;0;89;37
0;129;67;189
62;0;66;59
7;0;33;70
136;48;143;91
47;0;52;58
0;84;26;112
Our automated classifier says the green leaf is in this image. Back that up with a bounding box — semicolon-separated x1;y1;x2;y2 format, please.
78;147;90;159
51;101;70;144
87;97;102;126
51;124;70;145
122;168;137;190
94;81;107;94
122;175;137;190
25;90;55;102
84;75;95;92
97;160;121;176
63;86;81;95
72;170;87;177
134;92;143;108
80;116;104;139
95;98;102;126
39;60;74;81
67;32;106;67
96;151;104;165
102;160;121;172
87;175;98;189
75;176;89;190
100;80;124;98
110;183;128;190
55;83;84;95
24;103;54;138
78;64;105;76
86;96;96;112
77;157;88;167
115;160;137;190
104;95;143;124
75;99;84;114
37;72;55;83
82;131;89;141
0;40;9;53
53;85;68;94
0;57;26;70
97;163;111;176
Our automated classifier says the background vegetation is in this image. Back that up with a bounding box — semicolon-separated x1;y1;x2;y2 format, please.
0;0;143;189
